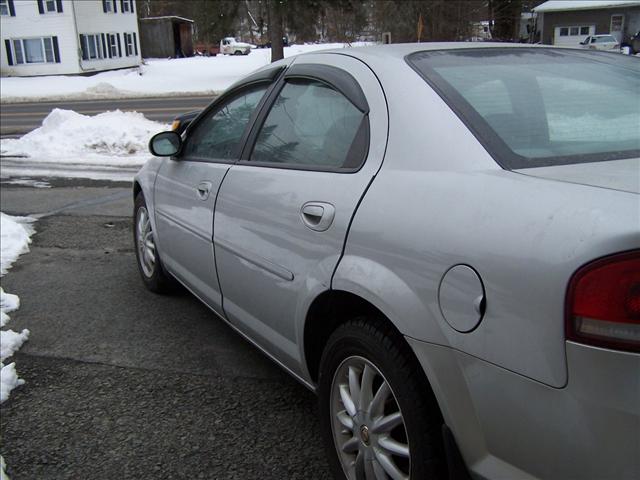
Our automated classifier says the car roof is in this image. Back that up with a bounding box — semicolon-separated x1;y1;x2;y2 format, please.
303;42;558;60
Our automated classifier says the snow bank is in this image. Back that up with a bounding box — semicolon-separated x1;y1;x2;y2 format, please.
0;109;167;167
1;213;35;479
0;43;367;102
0;213;33;400
0;213;34;276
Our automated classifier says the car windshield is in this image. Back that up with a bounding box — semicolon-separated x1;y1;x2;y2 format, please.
407;48;640;169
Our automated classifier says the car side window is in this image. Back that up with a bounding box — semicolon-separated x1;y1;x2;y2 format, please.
250;79;366;169
182;86;268;161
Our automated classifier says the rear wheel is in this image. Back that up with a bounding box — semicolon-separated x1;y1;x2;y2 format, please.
234;50;243;55
318;318;445;479
134;193;176;293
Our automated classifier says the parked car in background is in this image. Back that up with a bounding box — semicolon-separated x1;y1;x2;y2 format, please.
170;110;201;135
580;34;620;51
220;37;252;55
136;45;639;480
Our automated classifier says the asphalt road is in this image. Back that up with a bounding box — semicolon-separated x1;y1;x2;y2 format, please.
0;180;331;480
0;95;214;135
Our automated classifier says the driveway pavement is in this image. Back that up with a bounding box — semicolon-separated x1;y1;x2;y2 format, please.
0;180;331;479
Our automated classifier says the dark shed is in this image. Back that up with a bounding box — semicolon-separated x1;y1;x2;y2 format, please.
138;16;194;58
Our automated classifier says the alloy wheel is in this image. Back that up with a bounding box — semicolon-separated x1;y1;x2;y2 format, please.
136;206;156;278
330;355;411;480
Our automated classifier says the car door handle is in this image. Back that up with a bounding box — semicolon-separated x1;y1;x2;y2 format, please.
300;202;335;232
196;181;212;200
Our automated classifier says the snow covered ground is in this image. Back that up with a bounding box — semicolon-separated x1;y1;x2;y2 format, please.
0;43;366;103
1;109;167;181
1;213;36;480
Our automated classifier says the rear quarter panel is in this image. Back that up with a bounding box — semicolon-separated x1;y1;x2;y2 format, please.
332;57;640;387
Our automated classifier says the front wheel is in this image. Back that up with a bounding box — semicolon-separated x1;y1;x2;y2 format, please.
318;318;445;479
234;50;243;55
134;193;176;293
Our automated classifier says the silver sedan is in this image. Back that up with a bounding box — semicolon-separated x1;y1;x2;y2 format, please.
134;44;639;480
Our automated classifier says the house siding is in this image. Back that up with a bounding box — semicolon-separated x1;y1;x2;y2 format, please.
540;7;640;45
1;0;140;77
74;0;140;72
1;0;79;76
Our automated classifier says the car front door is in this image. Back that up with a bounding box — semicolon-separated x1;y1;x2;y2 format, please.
153;73;276;315
213;54;388;377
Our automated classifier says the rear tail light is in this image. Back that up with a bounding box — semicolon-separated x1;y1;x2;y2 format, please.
566;251;640;353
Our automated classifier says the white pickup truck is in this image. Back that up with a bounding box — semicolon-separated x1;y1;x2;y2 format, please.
220;37;252;55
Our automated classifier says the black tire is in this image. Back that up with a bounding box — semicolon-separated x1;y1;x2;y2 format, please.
318;317;445;479
133;193;176;294
234;50;242;55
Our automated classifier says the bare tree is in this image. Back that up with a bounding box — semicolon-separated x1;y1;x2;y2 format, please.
270;0;284;62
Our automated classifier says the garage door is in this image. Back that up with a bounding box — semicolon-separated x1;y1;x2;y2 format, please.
554;25;595;47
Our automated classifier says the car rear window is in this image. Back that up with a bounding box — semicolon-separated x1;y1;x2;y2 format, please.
407;48;640;169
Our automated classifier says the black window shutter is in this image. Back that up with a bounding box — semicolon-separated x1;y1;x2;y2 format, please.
56;0;62;12
112;0;117;13
124;33;129;56
117;33;122;57
8;0;15;16
37;0;45;14
101;33;107;57
52;36;60;62
5;39;13;65
79;34;87;60
133;32;138;56
120;0;124;12
129;0;134;13
107;34;112;58
102;0;107;13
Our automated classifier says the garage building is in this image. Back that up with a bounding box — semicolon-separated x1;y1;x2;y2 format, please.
534;0;640;47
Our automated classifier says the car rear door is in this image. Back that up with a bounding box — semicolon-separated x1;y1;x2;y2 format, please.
213;54;388;375
153;68;282;315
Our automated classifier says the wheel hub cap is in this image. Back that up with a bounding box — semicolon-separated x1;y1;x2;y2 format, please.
360;425;370;446
136;206;156;278
330;356;411;480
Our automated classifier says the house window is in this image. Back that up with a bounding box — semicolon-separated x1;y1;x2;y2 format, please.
611;14;624;33
123;32;138;56
103;0;112;12
559;27;569;36
580;26;590;35
122;0;129;12
10;37;56;64
0;0;9;16
107;33;119;57
45;0;56;12
80;34;104;60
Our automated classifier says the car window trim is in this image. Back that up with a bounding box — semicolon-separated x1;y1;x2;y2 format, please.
176;66;285;164
238;66;370;174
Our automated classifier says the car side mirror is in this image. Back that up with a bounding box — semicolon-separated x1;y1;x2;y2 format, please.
149;131;182;157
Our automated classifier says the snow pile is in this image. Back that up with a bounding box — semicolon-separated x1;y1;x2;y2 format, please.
0;109;168;166
1;213;34;403
0;320;29;403
0;43;368;102
0;213;35;275
1;213;35;480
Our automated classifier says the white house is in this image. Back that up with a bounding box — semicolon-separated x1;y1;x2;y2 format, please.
1;0;141;76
